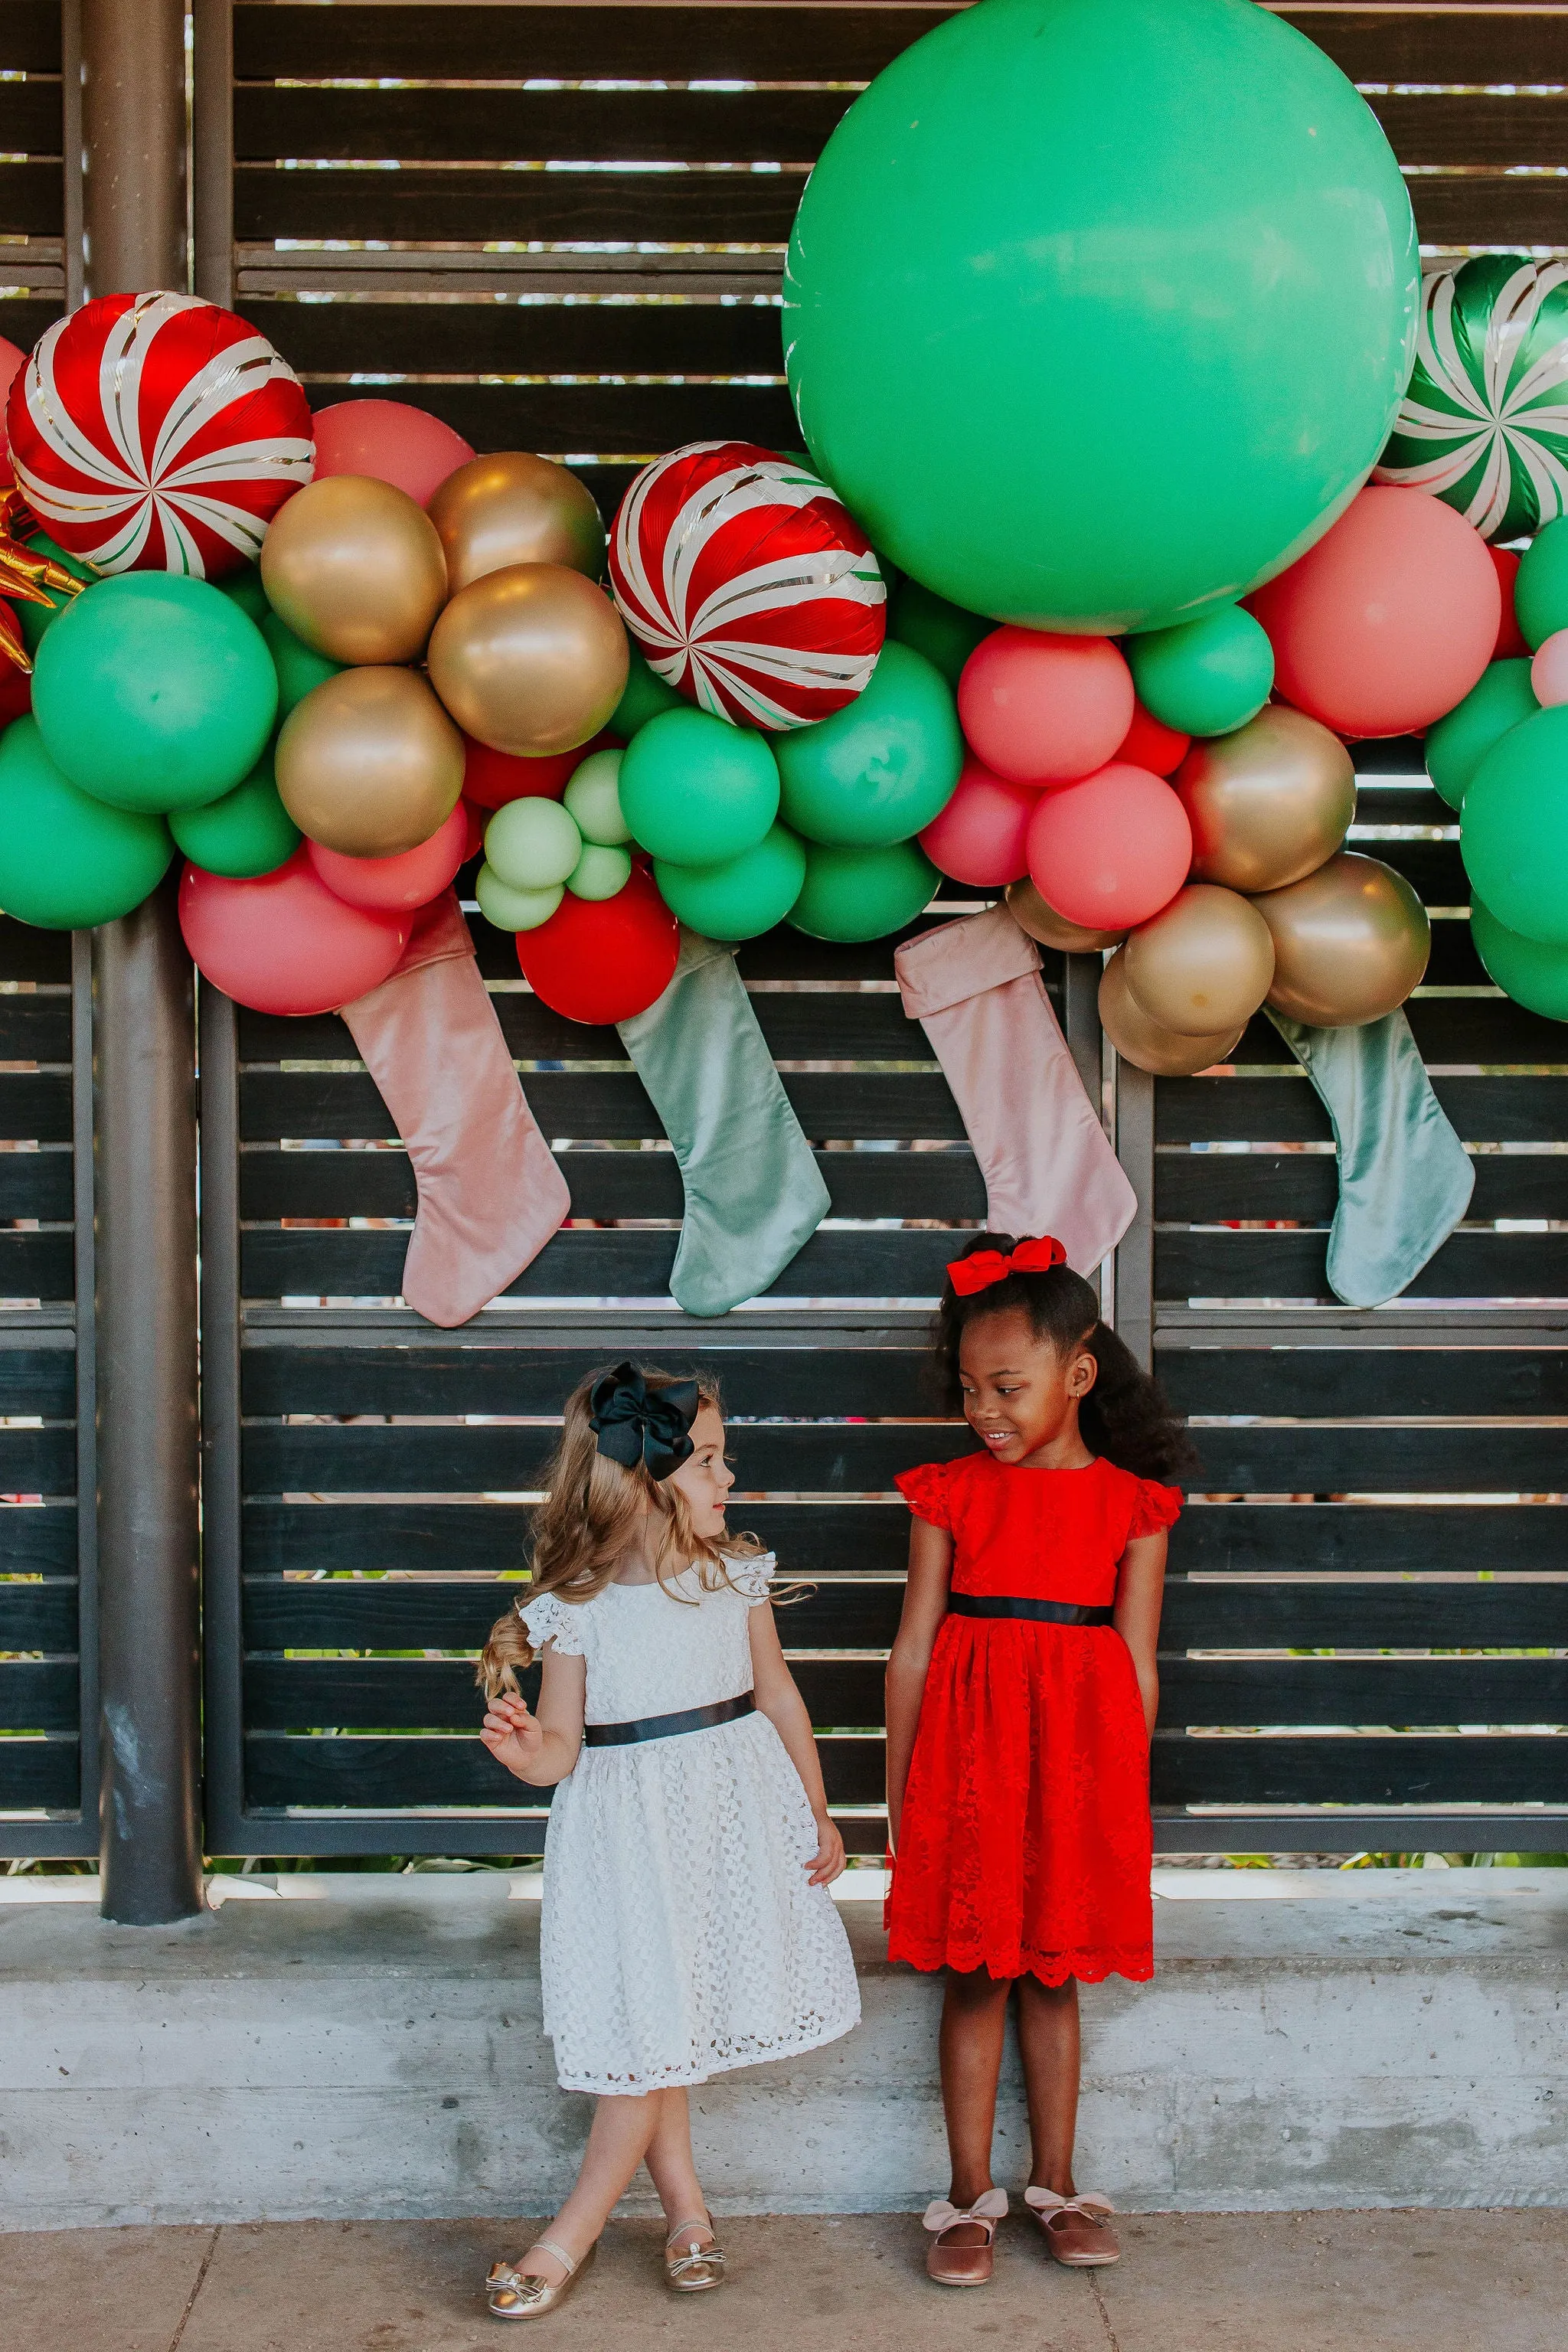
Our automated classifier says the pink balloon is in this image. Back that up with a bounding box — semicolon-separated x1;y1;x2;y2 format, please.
1532;629;1568;710
310;399;475;506
307;801;469;912
1026;764;1192;931
958;626;1135;785
919;753;1040;886
0;335;26;472
179;852;410;1017
1250;486;1500;739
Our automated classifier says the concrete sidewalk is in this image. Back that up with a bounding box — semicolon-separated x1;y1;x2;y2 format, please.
2;2210;1562;2352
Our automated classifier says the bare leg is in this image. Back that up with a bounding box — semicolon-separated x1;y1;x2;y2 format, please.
1016;1975;1081;2197
514;2090;663;2287
642;2087;716;2251
939;1966;1014;2241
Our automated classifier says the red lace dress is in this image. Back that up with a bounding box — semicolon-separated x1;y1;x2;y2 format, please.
888;1452;1181;1987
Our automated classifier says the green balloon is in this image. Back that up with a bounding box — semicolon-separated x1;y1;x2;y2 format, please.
775;641;963;847
888;578;991;691
1462;704;1568;945
1126;606;1275;739
564;748;631;845
567;842;632;901
475;864;562;932
1514;516;1568;652
219;565;271;626
261;606;345;720
0;716;173;928
33;573;278;814
484;796;583;890
655;825;808;940
611;645;685;737
17;535;96;655
787;839;939;943
784;0;1417;632
168;750;301;878
1426;660;1539;812
619;707;779;866
1472;896;1568;1022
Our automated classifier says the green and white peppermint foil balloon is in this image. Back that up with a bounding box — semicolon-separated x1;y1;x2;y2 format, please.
1377;257;1568;541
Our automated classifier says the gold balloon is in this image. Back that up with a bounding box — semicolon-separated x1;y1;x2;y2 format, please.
426;562;629;757
260;474;447;665
426;452;605;592
1177;706;1356;893
1006;877;1125;955
275;666;465;858
1099;948;1246;1076
1253;852;1430;1028
1123;884;1276;1038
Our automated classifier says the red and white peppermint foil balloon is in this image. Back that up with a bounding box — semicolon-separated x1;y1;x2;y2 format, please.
608;440;885;729
7;291;315;578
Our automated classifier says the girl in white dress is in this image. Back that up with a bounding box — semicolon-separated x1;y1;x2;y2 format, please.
476;1361;860;2321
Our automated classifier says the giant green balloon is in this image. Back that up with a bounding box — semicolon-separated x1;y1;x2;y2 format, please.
655;825;808;939
787;839;938;942
619;707;779;866
0;717;173;927
783;0;1418;633
1462;704;1568;945
1472;896;1568;1023
1425;659;1538;812
774;641;962;846
168;750;301;878
33;573;279;814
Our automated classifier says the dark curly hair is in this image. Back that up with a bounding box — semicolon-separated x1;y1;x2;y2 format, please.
933;1233;1199;1485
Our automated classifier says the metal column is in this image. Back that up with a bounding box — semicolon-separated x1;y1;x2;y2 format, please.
80;0;204;1923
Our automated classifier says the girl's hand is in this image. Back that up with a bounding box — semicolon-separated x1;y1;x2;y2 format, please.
805;1811;846;1887
479;1690;547;1784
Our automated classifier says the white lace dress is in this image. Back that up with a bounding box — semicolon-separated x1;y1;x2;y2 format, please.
519;1556;861;2096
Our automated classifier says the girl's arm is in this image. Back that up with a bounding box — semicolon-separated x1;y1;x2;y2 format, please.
749;1602;846;1886
479;1643;586;1786
1113;1530;1169;1736
884;1519;953;1852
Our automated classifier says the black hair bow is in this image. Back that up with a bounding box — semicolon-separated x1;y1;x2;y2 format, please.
588;1362;700;1483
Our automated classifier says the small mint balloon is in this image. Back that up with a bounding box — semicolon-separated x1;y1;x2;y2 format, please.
33;572;279;814
475;864;564;933
1126;607;1275;740
567;842;632;901
0;717;173;927
484;796;583;890
564;748;632;846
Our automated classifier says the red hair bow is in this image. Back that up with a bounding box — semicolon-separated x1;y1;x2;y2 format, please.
946;1236;1067;1295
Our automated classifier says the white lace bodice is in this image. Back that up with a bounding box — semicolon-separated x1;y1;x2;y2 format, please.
518;1553;773;1724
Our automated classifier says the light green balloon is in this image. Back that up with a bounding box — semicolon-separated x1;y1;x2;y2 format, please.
0;717;173;928
1125;606;1275;739
168;750;300;878
1426;660;1538;812
484;796;583;890
262;606;345;720
567;842;632;900
564;748;631;845
475;864;564;933
1472;896;1568;1022
783;0;1418;630
1462;704;1568;944
655;824;807;940
787;838;938;942
774;640;962;847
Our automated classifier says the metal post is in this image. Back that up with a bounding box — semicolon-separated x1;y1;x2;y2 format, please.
1113;1060;1156;1373
81;0;204;1924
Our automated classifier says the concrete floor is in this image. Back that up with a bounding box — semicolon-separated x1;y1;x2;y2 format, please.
0;2210;1562;2352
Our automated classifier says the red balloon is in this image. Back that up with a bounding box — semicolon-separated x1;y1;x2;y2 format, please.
462;729;619;811
958;626;1135;785
0;334;27;472
515;862;678;1024
310;399;474;507
461;798;485;861
1250;486;1500;738
1116;697;1191;778
307;800;469;913
179;852;410;1016
919;753;1039;887
1490;544;1529;662
1026;763;1192;932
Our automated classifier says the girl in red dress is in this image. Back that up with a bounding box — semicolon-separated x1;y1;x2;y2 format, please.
885;1233;1196;2289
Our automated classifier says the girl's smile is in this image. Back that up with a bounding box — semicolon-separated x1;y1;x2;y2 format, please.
957;1304;1099;1469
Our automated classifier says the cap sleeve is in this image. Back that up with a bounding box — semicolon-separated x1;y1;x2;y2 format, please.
1128;1477;1182;1540
517;1588;590;1657
726;1550;776;1606
895;1459;959;1533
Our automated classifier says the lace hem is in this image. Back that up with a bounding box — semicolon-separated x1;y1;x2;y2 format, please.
1128;1478;1182;1540
724;1548;777;1606
517;1589;590;1656
886;1934;1154;1989
894;1460;956;1531
550;2001;859;2096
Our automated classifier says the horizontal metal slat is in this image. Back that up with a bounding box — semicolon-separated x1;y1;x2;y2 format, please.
1276;7;1568;87
1161;1656;1568;1729
0;77;59;155
240;295;786;380
236;83;854;165
245;1655;887;1731
1157;1076;1568;1146
0;158;63;239
1184;1423;1568;1493
235;167;806;248
1152;1730;1568;1808
0;999;70;1060
1154;1149;1563;1227
0;1738;77;1809
0;1341;74;1416
0;1658;75;1730
1155;1227;1568;1303
0;1231;74;1302
0;1072;71;1143
1171;1504;1568;1578
0;1425;73;1491
0;1577;76;1650
1161;1347;1568;1420
0;924;70;985
0;1504;78;1576
1161;1577;1568;1652
0;1152;74;1223
299;378;801;456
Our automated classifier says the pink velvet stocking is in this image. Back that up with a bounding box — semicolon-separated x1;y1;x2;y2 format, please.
895;903;1135;1274
338;891;570;1326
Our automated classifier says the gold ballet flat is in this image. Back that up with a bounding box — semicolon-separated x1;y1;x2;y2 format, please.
485;2236;594;2321
665;2215;726;2292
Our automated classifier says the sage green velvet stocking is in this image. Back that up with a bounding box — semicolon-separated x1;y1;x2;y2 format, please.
1266;1006;1474;1308
618;931;830;1317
